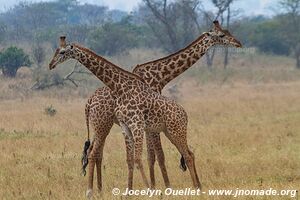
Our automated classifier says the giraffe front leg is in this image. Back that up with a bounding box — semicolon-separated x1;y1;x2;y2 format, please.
120;122;135;190
146;133;156;189
124;134;134;190
130;125;149;188
152;133;170;188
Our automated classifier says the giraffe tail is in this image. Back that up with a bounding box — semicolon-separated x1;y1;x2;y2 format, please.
85;99;92;141
179;155;187;172
81;139;91;176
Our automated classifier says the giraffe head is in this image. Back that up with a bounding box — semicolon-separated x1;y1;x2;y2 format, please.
49;36;76;70
206;20;242;48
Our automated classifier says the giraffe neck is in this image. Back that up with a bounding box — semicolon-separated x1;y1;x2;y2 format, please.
133;33;215;92
72;44;143;93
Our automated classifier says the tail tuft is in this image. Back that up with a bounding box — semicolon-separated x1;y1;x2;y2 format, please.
81;139;91;176
179;155;187;172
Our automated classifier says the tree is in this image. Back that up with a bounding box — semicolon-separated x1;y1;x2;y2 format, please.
211;0;235;69
75;4;108;25
87;18;142;55
140;0;202;53
32;43;45;69
30;62;92;90
31;35;46;69
278;0;300;68
0;21;7;44
0;47;31;77
249;19;289;55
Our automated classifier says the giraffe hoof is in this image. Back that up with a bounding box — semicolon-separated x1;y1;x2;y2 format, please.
86;189;93;199
150;185;155;190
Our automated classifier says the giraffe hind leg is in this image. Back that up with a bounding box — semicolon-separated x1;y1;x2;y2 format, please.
95;132;110;192
164;129;201;189
86;140;95;198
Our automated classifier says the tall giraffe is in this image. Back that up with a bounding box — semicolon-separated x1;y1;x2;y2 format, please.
49;36;204;196
84;21;242;193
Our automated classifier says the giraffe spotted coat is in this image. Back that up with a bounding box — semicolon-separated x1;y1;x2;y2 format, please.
85;21;242;193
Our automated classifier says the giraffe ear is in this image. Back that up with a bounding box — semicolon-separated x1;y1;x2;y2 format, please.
60;36;67;48
213;20;222;31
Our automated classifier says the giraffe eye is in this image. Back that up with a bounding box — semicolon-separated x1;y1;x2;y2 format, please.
59;49;66;55
220;34;225;38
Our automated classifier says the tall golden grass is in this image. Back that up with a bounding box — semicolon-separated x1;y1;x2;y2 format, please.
0;51;299;199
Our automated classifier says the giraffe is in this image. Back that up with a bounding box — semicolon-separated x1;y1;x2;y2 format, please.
48;36;204;196
84;20;242;194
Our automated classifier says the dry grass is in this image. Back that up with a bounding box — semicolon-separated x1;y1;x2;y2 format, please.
0;79;299;199
2;49;300;100
0;50;299;199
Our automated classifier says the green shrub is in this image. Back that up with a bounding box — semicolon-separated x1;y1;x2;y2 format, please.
0;46;31;77
44;105;57;117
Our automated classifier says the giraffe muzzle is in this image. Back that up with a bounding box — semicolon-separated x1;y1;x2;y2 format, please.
49;61;57;70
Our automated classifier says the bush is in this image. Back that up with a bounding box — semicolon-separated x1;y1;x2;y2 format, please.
0;46;31;77
44;105;57;116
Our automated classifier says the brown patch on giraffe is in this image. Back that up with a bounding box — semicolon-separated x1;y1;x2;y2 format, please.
169;62;175;70
177;60;184;67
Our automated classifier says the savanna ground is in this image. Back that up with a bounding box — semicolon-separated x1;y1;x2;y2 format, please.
0;50;299;199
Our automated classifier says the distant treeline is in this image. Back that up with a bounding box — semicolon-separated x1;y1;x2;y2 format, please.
0;0;299;68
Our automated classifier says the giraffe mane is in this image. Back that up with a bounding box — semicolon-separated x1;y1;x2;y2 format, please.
72;43;144;82
132;33;208;72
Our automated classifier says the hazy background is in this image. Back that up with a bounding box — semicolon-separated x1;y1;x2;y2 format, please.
0;0;299;92
0;0;278;15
